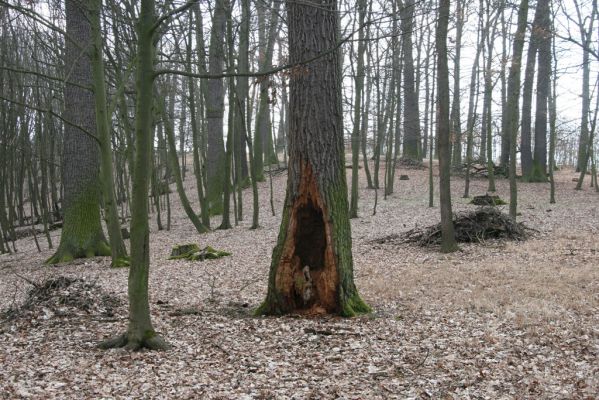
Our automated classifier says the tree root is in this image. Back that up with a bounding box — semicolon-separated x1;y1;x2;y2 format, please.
98;332;170;351
46;241;111;265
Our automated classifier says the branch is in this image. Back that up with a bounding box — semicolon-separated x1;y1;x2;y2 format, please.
154;15;378;79
151;0;199;33
0;65;92;91
0;94;99;145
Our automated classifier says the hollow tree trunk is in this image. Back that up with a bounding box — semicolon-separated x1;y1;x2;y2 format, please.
257;0;369;317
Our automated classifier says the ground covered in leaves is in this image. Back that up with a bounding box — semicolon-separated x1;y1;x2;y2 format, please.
1;164;598;399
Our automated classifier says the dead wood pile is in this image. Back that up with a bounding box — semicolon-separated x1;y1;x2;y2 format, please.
1;276;121;322
404;208;529;246
372;208;530;248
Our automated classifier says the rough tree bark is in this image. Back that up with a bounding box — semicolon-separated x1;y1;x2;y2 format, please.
531;0;551;181
204;0;227;215
47;0;110;264
401;0;422;161
257;0;370;317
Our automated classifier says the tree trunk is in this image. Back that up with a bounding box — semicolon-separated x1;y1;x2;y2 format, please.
531;0;551;182
99;0;167;351
401;0;421;161
436;0;458;253
204;0;227;215
47;0;110;264
451;0;464;167
257;0;369;317
90;0;128;267
507;0;529;220
349;0;366;218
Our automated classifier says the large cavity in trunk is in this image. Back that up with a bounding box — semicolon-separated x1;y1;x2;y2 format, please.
294;200;326;271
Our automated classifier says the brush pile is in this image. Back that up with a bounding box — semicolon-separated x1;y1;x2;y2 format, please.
401;208;529;246
1;276;121;322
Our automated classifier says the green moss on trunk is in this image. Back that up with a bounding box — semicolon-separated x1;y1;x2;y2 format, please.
46;186;110;264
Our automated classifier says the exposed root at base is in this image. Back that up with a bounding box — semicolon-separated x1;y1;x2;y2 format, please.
46;241;111;265
98;332;170;351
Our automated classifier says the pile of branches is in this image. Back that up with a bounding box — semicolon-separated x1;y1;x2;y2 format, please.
1;276;121;322
453;162;508;178
397;157;425;169
169;244;231;262
402;207;529;246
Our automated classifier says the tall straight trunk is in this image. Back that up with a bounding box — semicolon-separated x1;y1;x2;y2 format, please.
257;0;369;317
361;33;374;189
235;0;251;220
90;0;128;267
451;0;464;167
47;0;110;264
100;0;167;351
463;7;484;198
387;0;402;196
575;0;597;172
254;0;281;180
482;12;498;192
187;16;210;228
219;3;236;230
179;81;187;181
204;0;227;215
436;0;457;253
548;30;558;203
401;0;421;161
507;0;529;220
349;0;366;218
531;0;551;181
520;4;542;178
499;4;510;169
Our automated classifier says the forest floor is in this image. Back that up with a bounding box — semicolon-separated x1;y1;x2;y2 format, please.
0;163;598;399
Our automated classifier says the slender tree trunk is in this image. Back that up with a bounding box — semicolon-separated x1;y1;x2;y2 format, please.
90;0;128;267
349;0;366;218
451;0;464;167
437;0;458;253
100;0;168;351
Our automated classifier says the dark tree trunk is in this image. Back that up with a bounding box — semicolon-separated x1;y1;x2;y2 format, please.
436;0;458;253
257;0;369;317
531;0;551;181
401;0;421;161
507;0;529;219
520;3;542;178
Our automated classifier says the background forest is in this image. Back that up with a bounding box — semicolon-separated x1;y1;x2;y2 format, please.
0;0;598;398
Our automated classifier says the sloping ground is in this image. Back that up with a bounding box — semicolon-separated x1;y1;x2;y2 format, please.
0;166;597;399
